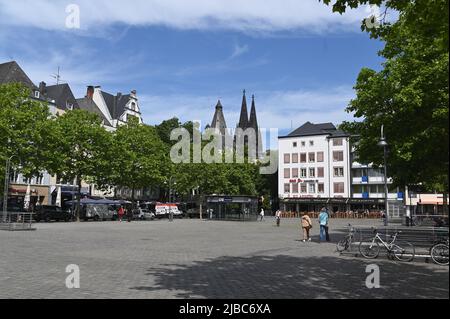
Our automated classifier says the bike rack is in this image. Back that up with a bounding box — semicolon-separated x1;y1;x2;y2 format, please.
339;225;449;261
0;212;36;231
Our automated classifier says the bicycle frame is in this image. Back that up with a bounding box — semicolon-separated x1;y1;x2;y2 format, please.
369;232;399;252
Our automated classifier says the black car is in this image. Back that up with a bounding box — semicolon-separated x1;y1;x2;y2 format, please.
34;205;73;222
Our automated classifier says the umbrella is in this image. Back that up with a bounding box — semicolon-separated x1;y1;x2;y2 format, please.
55;186;62;207
23;184;31;211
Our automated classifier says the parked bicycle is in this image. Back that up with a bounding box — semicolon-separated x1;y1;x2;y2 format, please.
337;224;355;253
430;238;449;266
359;228;415;262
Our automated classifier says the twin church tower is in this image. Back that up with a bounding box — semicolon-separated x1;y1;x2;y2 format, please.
208;90;263;157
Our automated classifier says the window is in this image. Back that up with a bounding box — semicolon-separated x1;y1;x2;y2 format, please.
292;153;298;163
292;183;299;193
292;168;299;178
334;182;345;194
333;151;344;162
318;183;325;193
300;168;307;178
34;91;40;98
308;152;315;163
284;168;290;179
309;168;315;178
334;167;344;177
300;153;307;163
309;140;314;146
333;138;343;146
300;183;307;193
317;167;324;178
309;183;316;193
284;184;290;193
301;141;306;147
284;154;290;164
293;142;297;148
317;152;324;162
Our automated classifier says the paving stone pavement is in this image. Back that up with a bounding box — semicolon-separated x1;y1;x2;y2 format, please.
0;218;448;299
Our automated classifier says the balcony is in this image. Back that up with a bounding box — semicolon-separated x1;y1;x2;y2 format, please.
352;177;393;184
352;193;404;200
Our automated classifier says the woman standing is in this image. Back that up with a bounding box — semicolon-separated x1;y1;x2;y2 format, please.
301;212;312;242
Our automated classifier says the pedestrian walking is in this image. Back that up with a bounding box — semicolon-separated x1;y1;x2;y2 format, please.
301;212;312;242
259;208;265;221
126;207;133;222
318;207;330;242
118;206;125;222
275;210;281;227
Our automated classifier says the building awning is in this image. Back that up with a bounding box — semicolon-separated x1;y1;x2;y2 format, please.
419;200;444;205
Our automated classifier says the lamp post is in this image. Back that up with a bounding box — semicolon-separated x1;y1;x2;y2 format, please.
165;176;176;222
378;125;389;226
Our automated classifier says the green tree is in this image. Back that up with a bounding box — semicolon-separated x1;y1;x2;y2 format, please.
323;0;449;208
110;118;169;207
48;109;112;220
0;83;53;194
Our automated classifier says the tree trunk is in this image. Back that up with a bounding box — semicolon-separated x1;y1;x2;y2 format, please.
76;177;81;222
131;186;135;209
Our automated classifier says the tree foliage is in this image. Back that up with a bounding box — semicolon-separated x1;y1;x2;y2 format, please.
109;117;169;204
323;0;449;192
0;83;53;192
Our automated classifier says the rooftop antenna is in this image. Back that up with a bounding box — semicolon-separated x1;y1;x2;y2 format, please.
50;66;63;85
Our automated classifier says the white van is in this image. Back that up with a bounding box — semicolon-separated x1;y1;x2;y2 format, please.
155;203;183;218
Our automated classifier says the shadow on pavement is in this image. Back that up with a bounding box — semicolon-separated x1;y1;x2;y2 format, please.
130;255;449;299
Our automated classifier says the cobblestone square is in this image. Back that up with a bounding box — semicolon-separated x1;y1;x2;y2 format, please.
0;218;448;299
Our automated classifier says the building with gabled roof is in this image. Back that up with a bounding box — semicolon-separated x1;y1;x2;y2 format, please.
76;85;143;131
0;61;37;90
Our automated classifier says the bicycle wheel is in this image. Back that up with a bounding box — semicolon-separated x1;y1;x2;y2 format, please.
431;244;449;266
392;241;415;262
359;239;380;259
337;237;350;252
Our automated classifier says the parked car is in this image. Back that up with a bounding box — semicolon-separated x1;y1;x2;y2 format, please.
133;208;156;221
34;205;73;222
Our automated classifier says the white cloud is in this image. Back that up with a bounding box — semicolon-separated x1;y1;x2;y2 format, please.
139;86;355;132
230;43;249;59
0;0;371;34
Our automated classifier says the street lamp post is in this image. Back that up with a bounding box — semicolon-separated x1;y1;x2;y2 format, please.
166;176;176;222
378;125;389;227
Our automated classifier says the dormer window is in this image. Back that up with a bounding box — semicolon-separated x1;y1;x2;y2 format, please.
131;102;136;111
34;91;40;98
66;102;74;110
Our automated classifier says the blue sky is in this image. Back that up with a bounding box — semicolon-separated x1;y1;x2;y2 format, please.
0;0;386;140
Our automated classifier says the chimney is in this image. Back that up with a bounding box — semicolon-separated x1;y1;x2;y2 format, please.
130;90;137;98
39;81;46;95
86;86;94;99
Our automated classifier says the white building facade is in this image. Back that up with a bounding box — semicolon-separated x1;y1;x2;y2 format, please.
278;122;352;212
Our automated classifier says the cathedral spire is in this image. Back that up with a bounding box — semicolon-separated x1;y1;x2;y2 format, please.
211;100;227;135
249;94;258;130
237;89;248;129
